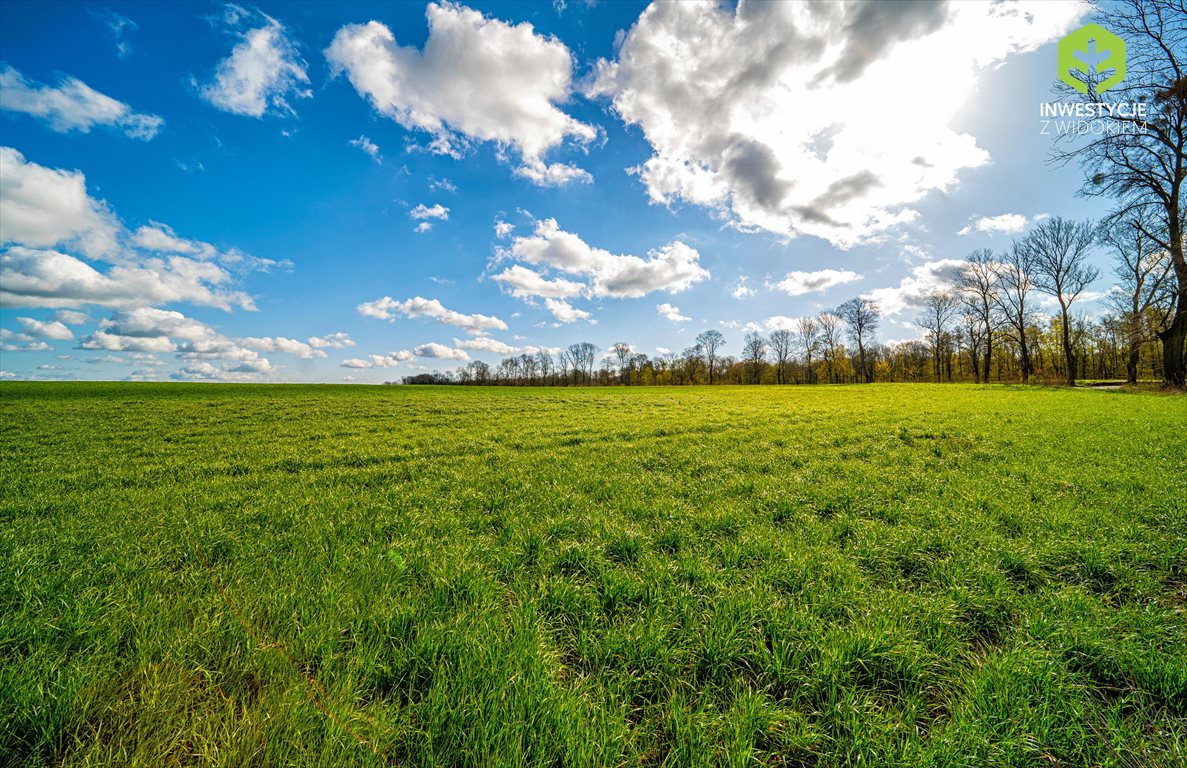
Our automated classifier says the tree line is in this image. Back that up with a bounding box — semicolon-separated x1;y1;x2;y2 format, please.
403;214;1172;388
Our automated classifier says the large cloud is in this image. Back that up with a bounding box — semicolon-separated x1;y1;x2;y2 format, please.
325;2;595;185
356;295;507;334
0;148;276;311
504;218;709;300
0;147;120;259
770;269;862;296
588;1;1083;246
199;7;311;117
0;65;163;139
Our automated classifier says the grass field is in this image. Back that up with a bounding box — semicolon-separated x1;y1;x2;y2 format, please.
1;383;1185;767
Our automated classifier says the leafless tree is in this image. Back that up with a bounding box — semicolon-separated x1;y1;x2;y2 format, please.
817;311;843;383
797;316;820;384
1104;213;1176;382
1023;217;1101;385
696;330;726;384
916;291;959;382
1050;0;1186;385
835;297;880;383
769;328;794;384
957;249;1000;383
612;342;632;384
992;241;1040;382
743;331;767;384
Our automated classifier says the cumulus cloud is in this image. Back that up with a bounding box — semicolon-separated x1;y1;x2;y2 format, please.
452;336;559;356
200;8;311;117
410;203;449;232
54;310;90;325
1;149;279;312
241;336;326;359
770;268;862;296
505;218;709;299
494;220;515;239
0;247;255;311
414;342;468;360
732;277;756;299
0;147;121;259
657;303;690;322
15;317;73;340
588;1;1082;246
543;297;590;324
957;212;1045;236
356;295;507;334
0;65;163;139
491;264;584;299
0;327;53;352
325;3;595;185
341;358;372;368
308;332;354;348
862;258;966;315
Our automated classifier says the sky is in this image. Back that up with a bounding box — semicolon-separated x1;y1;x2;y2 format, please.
0;0;1124;383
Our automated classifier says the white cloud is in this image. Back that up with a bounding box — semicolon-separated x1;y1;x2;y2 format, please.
15;317;73;340
544;297;590;324
494;220;515;239
349;134;381;162
356;295;507;334
1;247;255;311
325;3;595;184
491;264;584;299
368;350;416;367
862;258;966;315
732;277;756;299
454;336;518;355
957;212;1040;236
414;342;468;360
200;9;311;117
1;150;277;312
0;327;53;351
308;332;354;349
410;203;449;220
0;147;121;259
657;303;690;322
241;336;326;359
589;1;1083;246
656;346;671;355
0;65;163;139
506;218;709;299
54;310;90;325
341;358;372;368
770;269;862;296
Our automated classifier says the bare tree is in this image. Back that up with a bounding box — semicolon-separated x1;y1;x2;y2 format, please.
957;249;999;383
742;331;767;384
1023;217;1101;385
1050;0;1187;385
992;241;1040;383
916;291;959;382
797;316;820;384
696;330;725;385
835;298;880;383
1104;213;1176;383
817;311;843;383
612;342;632;385
769;328;794;384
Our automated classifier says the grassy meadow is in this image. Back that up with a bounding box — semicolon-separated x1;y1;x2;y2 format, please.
1;382;1185;767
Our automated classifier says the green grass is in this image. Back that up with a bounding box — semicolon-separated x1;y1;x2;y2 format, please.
1;382;1185;767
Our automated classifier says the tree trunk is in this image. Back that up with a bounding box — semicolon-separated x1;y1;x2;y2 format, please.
1127;341;1140;385
1160;222;1186;387
1060;303;1075;387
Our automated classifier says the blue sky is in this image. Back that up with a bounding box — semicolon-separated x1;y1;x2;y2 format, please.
1;0;1118;382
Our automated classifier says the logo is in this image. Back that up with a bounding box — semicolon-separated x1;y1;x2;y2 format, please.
1058;24;1126;95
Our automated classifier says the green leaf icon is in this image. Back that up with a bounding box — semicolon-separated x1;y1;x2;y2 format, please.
1058;24;1126;96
